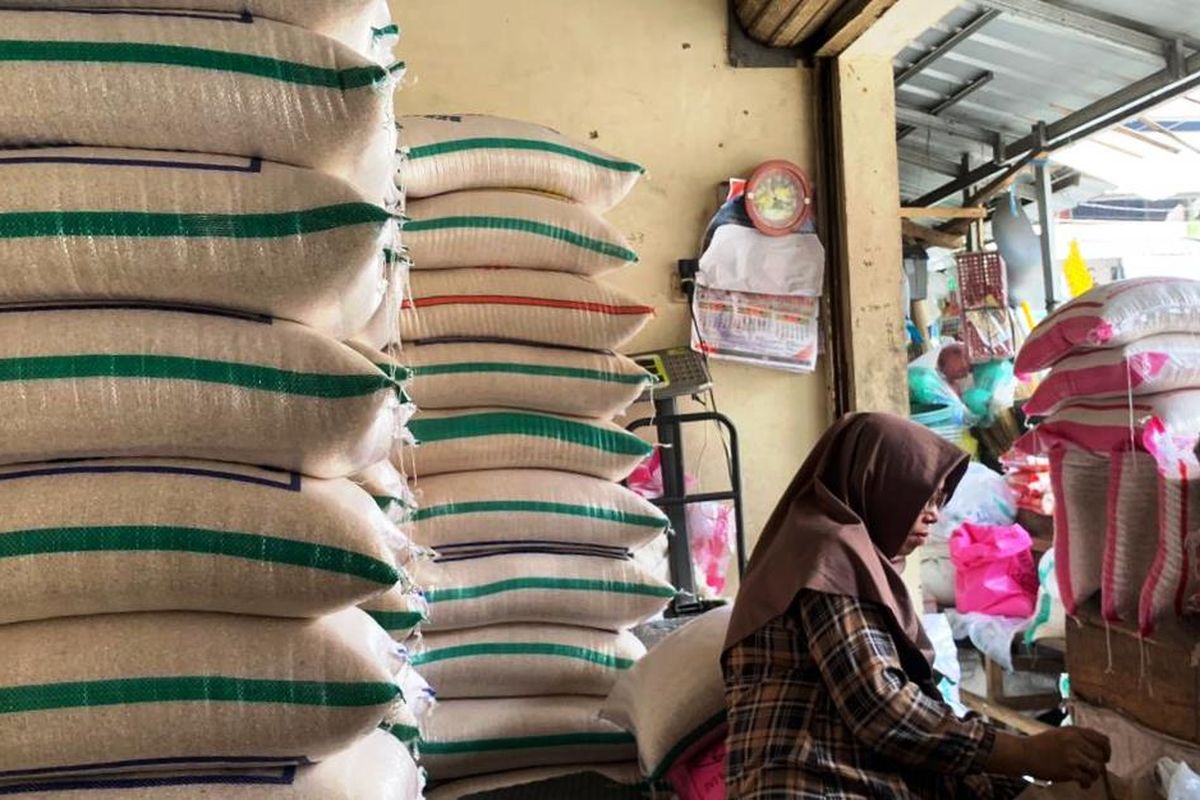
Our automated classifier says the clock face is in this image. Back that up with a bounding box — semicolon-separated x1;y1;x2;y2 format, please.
745;161;811;235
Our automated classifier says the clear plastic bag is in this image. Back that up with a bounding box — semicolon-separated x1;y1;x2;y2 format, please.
931;462;1017;541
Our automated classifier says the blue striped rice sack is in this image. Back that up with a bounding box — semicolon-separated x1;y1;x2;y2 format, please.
0;609;404;778
0;458;412;624
6;729;424;800
404;409;653;482
404;190;637;276
0;9;400;202
397;114;643;212
0;1;398;62
420;697;636;782
0;147;397;339
412;552;674;632
413;624;645;699
402;342;650;419
411;470;667;552
361;585;429;643
0;305;405;478
425;763;644;800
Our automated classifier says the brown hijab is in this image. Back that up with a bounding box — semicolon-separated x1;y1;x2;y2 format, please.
724;413;969;679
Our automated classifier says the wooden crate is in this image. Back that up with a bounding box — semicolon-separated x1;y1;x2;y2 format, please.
1066;598;1200;744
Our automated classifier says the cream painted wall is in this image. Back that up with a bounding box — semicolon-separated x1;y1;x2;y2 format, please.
392;0;831;568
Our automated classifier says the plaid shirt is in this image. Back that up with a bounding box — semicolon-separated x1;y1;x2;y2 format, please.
723;590;1029;799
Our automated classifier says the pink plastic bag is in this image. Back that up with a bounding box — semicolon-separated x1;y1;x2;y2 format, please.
950;522;1039;618
667;738;725;800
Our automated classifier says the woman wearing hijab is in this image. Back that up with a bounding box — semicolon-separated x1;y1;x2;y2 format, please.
723;414;1110;799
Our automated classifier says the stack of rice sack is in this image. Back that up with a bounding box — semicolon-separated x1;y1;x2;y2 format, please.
381;115;676;794
1016;277;1200;637
0;3;428;798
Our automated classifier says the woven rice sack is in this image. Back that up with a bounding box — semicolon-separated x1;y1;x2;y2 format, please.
1050;449;1111;615
361;585;429;642
353;460;417;522
0;1;397;61
0;10;399;202
405;190;637;275
0;147;395;339
398;114;643;212
414;624;645;699
1139;459;1200;636
0;306;403;477
0;609;403;778
426;763;644;800
10;730;423;800
405;409;653;481
421;697;636;781
1025;550;1066;645
403;342;650;418
414;552;674;632
601;606;731;781
1100;452;1160;624
1017;389;1200;456
411;469;667;552
0;458;409;624
379;268;654;350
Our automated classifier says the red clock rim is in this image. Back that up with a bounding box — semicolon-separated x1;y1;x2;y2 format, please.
744;160;813;236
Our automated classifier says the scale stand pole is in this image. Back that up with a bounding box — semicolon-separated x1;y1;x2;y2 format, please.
654;395;696;600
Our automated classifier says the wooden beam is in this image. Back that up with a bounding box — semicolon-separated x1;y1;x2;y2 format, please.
961;690;1055;736
901;219;965;249
900;206;986;219
828;0;961;58
816;0;900;57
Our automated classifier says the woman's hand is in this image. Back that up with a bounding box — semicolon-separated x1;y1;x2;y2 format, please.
1024;728;1111;788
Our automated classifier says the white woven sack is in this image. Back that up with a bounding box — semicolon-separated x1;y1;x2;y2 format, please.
0;458;410;624
601;606;731;781
398;114;643;212
420;697;636;781
405;190;637;275
1050;449;1111;615
0;306;404;478
1100;452;1160;624
413;552;674;632
414;624;646;699
0;1;397;61
0;147;395;338
0;10;399;202
0;609;403;779
10;730;423;799
425;763;643;800
410;469;667;552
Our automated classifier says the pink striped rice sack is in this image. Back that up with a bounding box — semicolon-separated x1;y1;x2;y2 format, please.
1049;449;1111;615
1100;451;1159;623
1024;334;1200;417
1139;424;1200;635
1017;278;1200;375
1017;390;1200;456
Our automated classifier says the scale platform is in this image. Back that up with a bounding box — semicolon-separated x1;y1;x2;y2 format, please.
630;347;712;402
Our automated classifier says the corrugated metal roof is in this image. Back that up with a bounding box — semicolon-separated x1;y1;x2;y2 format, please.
895;0;1200;206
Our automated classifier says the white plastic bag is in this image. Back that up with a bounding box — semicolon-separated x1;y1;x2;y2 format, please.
930;462;1017;541
1158;758;1200;799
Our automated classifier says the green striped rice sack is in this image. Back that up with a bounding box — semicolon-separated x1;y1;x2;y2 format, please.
0;10;400;203
0;147;397;339
0;609;404;778
8;730;424;800
404;190;637;276
601;606;732;782
398;114;644;212
413;552;674;632
363;267;654;350
0;457;413;625
403;341;651;419
404;408;653;482
0;1;398;62
421;697;636;782
353;460;418;523
361;584;430;642
425;763;644;800
411;469;667;552
414;624;646;699
0;305;405;478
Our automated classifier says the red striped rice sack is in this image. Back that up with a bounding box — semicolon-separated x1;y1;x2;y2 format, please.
413;624;645;699
0;306;404;478
0;1;398;61
0;147;396;339
397;114;644;212
413;552;674;632
601;606;731;783
0;609;403;778
1017;278;1200;375
0;10;399;202
425;763;644;800
410;469;668;552
1049;449;1111;615
8;730;424;800
402;341;650;418
373;267;654;350
1017;389;1200;456
360;584;429;642
420;697;636;781
1139;437;1200;636
404;190;637;275
0;458;409;625
404;408;653;481
1100;451;1160;624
